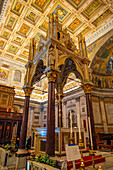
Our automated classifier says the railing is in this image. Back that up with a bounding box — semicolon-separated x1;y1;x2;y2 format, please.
0;111;23;120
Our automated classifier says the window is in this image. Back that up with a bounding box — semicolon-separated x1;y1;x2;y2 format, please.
35;116;39;119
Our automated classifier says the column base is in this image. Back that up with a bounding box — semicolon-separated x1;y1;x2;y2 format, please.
16;149;30;169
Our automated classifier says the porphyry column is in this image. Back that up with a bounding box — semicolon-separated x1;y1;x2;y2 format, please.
19;86;33;149
46;68;58;156
82;83;97;150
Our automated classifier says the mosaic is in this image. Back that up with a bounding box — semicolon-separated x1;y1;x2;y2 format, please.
67;0;85;9
32;0;51;12
92;9;111;26
68;18;83;33
18;23;31;36
39;21;48;32
11;0;24;16
82;0;102;18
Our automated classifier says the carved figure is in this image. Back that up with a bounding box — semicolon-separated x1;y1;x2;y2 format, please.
106;55;113;74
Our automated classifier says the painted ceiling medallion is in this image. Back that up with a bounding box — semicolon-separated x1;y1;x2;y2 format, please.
32;0;51;13
39;21;48;32
17;23;31;37
11;0;24;16
82;0;102;19
92;9;112;26
67;0;85;9
68;18;83;33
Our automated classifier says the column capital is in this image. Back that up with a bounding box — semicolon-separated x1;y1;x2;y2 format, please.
81;83;93;94
44;67;59;82
23;86;34;96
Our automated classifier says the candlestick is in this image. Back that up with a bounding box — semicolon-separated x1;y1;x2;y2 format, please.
78;113;81;140
88;117;93;146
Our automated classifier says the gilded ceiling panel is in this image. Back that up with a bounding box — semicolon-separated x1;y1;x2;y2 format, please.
17;23;32;37
7;44;18;54
4;15;17;31
82;0;103;19
12;35;24;46
92;9;112;26
68;18;83;33
11;0;24;16
0;40;6;49
66;0;85;9
0;30;11;40
80;27;92;36
39;21;48;32
32;0;51;13
24;10;40;25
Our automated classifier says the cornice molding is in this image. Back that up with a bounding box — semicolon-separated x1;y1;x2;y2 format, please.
0;0;9;24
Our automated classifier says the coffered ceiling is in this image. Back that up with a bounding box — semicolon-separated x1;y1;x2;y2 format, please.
0;0;113;65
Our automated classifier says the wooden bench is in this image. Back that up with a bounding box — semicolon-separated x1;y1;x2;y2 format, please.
97;140;113;151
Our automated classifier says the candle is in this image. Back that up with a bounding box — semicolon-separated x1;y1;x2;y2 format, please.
78;113;81;139
70;110;72;134
88;117;93;146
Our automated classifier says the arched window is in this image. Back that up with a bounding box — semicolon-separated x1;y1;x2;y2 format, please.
14;70;21;82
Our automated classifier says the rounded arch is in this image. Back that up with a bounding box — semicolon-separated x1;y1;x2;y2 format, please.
90;30;113;67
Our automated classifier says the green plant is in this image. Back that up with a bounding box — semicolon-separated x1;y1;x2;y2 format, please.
35;155;60;169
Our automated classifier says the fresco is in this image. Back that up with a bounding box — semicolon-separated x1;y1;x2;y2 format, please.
0;69;9;80
67;0;85;9
14;70;21;82
11;0;24;16
68;18;82;33
82;0;102;18
92;9;111;26
32;0;51;12
18;23;31;36
40;21;48;32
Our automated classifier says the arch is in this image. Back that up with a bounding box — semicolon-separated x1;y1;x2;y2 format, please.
90;29;113;67
58;55;84;81
31;59;46;86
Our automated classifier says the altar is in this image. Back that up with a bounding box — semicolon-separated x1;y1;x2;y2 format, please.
34;127;86;156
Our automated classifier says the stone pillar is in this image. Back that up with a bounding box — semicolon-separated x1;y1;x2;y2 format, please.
82;83;97;150
46;69;57;156
76;98;80;130
19;86;33;149
57;93;63;127
100;97;108;133
63;101;67;128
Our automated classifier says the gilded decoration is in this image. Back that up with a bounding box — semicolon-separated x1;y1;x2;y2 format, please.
67;0;85;9
17;23;31;37
81;83;93;94
22;50;29;56
0;30;10;40
39;21;48;32
4;15;17;30
0;40;6;49
80;27;91;36
92;9;112;26
68;18;83;33
49;3;70;23
8;44;18;54
24;10;40;25
12;36;24;46
11;0;24;16
32;0;51;13
82;0;102;19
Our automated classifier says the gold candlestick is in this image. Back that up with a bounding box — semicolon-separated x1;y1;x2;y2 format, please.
79;139;85;170
89;145;96;170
